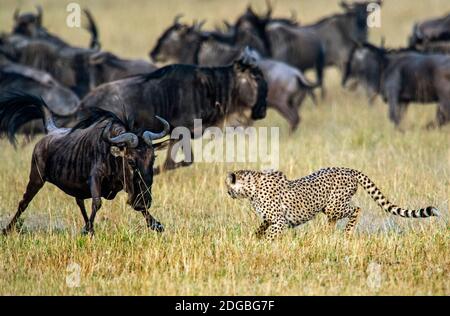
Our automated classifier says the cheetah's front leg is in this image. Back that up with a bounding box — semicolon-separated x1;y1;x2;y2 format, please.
254;221;270;239
266;219;287;241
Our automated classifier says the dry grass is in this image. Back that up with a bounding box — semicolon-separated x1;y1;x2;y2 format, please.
0;0;449;295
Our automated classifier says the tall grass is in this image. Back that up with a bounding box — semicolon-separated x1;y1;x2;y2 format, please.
0;0;449;295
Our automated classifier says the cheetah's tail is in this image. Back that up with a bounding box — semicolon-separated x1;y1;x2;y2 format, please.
355;171;439;218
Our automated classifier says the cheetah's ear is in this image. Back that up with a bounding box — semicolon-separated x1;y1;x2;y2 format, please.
262;169;285;178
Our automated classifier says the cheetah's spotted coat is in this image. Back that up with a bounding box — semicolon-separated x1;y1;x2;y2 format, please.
225;167;438;240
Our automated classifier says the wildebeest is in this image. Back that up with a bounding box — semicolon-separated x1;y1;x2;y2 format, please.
150;20;316;131
342;43;450;127
0;54;268;173
0;93;170;235
231;6;325;95
409;13;450;47
301;0;377;70
0;56;80;116
87;51;157;89
1;33;157;98
79;55;268;172
12;6;100;50
0;54;80;137
228;1;379;96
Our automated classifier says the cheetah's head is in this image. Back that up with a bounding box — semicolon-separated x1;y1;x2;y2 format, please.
226;170;259;199
226;169;286;199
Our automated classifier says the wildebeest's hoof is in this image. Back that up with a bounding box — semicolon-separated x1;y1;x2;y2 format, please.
425;121;437;130
150;221;164;233
153;166;161;175
80;226;94;236
181;160;193;167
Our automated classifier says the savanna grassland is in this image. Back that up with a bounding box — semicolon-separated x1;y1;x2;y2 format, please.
0;0;449;295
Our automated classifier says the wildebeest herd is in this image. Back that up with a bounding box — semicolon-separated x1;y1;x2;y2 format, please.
0;1;447;236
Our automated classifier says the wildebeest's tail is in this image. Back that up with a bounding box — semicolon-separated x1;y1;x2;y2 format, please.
355;170;439;218
83;9;101;50
0;92;57;145
295;74;318;106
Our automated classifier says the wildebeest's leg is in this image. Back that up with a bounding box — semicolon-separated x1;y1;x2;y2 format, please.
316;53;326;99
270;101;300;133
141;210;164;233
84;176;102;235
435;100;450;127
385;75;404;127
75;198;89;233
2;162;44;235
157;140;194;174
387;97;406;128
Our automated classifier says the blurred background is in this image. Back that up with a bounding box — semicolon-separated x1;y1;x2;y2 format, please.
2;0;449;58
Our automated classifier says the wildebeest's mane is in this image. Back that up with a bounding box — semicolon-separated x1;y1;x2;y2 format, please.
361;42;419;55
204;31;236;45
308;12;346;27
70;107;134;133
139;63;199;82
98;53;128;70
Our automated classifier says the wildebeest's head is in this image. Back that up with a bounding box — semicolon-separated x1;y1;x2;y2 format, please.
342;42;387;97
98;114;170;211
232;49;268;120
233;6;271;56
339;1;382;43
150;15;206;64
12;6;43;37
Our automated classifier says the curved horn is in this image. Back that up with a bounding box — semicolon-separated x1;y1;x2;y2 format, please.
290;10;297;22
174;14;183;25
36;5;43;26
143;116;170;144
13;8;19;22
265;0;273;19
103;122;138;148
380;36;386;48
196;19;206;31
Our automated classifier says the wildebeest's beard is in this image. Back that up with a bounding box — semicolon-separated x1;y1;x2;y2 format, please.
124;150;155;212
251;68;268;120
103;115;170;211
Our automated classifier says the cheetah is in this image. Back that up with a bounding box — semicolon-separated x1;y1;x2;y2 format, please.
225;167;439;240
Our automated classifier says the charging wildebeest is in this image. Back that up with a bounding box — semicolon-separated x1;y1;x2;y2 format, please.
150;20;316;132
0;93;170;235
342;43;450;127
